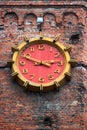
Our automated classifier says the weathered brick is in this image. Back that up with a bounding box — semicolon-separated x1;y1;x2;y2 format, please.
0;0;87;130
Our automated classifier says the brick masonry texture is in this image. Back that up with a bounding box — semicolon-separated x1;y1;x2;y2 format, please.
0;0;87;130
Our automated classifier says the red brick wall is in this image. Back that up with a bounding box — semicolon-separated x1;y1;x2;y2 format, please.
0;1;87;130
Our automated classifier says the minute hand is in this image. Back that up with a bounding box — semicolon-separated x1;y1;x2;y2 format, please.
43;60;59;64
44;60;63;66
24;55;50;67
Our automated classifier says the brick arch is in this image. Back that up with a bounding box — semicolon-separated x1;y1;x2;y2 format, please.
43;12;56;20
63;12;79;26
24;13;37;32
4;12;18;27
4;12;19;35
24;13;37;26
43;12;56;28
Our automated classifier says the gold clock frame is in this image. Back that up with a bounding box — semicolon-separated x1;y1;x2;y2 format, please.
7;36;76;92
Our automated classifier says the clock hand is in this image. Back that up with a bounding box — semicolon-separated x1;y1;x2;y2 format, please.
34;59;60;66
42;60;59;64
24;55;40;63
24;55;51;67
34;61;51;67
43;60;63;66
41;61;51;67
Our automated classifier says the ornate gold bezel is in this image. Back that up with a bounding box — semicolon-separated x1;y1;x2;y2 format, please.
8;37;76;92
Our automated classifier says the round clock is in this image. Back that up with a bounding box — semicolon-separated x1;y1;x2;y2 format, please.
8;36;76;92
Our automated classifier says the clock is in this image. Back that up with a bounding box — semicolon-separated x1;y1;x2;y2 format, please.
7;36;76;92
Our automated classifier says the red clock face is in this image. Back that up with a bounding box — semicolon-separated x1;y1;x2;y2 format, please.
18;43;65;85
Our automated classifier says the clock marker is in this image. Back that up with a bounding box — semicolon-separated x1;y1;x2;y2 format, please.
53;35;60;43
48;74;54;80
23;68;28;74
30;47;34;52
38;44;45;50
54;81;60;91
39;77;45;82
7;60;14;67
11;72;18;79
40;84;43;91
50;47;53;52
69;59;77;67
24;36;29;43
29;74;35;80
54;69;60;74
25;53;31;57
20;61;25;66
58;61;63;66
64;45;71;53
54;52;60;58
23;81;29;90
65;72;71;80
11;47;19;52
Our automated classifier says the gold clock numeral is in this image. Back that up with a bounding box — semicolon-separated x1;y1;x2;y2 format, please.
26;53;31;57
23;53;31;58
23;68;28;74
39;77;45;82
54;69;60;74
54;52;60;58
50;47;53;52
38;44;45;50
20;61;25;66
58;61;63;66
30;47;34;52
48;74;54;80
29;74;35;80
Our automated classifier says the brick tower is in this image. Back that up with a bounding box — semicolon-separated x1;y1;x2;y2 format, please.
0;0;87;130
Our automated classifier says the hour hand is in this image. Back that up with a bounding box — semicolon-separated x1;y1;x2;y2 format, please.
41;61;51;67
43;60;59;64
34;61;51;67
23;54;50;67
